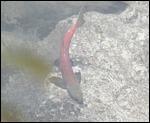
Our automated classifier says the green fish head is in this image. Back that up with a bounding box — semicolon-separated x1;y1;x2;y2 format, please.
67;85;83;104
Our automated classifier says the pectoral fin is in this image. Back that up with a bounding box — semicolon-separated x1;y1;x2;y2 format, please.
75;72;81;84
49;77;66;89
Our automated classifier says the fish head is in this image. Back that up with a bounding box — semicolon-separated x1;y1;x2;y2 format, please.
66;85;83;104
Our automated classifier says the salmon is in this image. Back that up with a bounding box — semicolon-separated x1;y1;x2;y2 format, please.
47;7;84;104
59;7;84;104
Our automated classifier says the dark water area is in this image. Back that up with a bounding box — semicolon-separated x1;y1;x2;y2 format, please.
1;1;128;40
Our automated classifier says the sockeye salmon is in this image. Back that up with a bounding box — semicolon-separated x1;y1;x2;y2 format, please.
50;7;84;104
59;7;85;104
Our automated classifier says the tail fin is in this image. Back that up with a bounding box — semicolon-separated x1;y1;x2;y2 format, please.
77;6;85;26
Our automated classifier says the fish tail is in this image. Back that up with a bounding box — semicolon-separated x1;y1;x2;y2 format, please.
77;6;85;26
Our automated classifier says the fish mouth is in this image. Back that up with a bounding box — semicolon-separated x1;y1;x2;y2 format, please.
74;97;83;105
